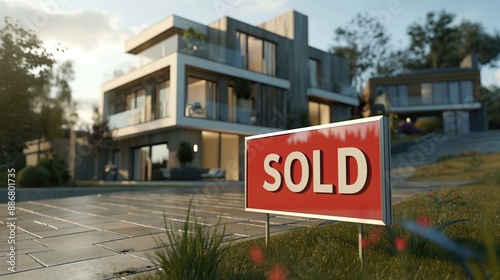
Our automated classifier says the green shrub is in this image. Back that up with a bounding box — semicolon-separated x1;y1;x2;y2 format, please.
38;153;71;185
0;172;7;188
149;202;228;279
18;165;51;187
177;141;194;166
415;118;443;133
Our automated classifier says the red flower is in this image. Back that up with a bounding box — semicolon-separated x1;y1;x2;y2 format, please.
362;228;383;249
268;264;288;280
369;228;383;243
361;237;369;248
249;245;265;266
394;237;407;252
416;216;432;227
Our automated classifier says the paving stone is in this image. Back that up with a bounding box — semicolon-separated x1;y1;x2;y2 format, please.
35;231;127;250
28;245;117;267
0;240;50;255
0;254;45;275
89;222;164;237
31;226;96;238
0;253;154;280
96;233;170;253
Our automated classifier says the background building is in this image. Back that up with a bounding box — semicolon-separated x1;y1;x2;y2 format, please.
362;55;488;134
100;10;358;181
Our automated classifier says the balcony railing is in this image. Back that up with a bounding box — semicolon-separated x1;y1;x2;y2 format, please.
184;100;284;128
391;96;475;107
105;34;286;81
108;107;145;129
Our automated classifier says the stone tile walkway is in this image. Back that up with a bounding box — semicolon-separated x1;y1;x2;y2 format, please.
0;186;322;279
0;177;477;279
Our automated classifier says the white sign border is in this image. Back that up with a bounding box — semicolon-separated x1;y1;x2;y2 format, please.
244;115;392;226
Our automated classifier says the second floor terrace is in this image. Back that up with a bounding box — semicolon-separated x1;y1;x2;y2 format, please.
105;33;286;82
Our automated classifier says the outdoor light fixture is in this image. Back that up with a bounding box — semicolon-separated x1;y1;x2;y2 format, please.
193;144;198;153
406;117;411;123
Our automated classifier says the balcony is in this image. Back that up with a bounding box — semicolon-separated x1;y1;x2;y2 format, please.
107;107;145;129
105;34;285;82
389;95;481;113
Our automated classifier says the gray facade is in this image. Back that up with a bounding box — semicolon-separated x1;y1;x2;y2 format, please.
100;10;358;181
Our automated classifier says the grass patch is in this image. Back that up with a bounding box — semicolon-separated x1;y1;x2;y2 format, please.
219;183;500;279
138;202;229;280
412;151;500;182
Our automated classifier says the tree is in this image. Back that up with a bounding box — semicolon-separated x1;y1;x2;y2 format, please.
405;10;500;69
182;27;206;55
330;13;395;92
89;105;113;180
177;141;194;166
36;61;78;141
483;86;500;129
0;17;55;161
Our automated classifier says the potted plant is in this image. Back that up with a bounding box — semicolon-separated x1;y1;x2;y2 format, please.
173;141;201;180
235;78;252;100
234;78;253;124
177;141;194;166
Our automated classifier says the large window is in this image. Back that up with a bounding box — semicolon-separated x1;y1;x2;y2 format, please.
126;89;145;110
202;131;239;181
308;100;331;126
155;80;170;119
308;58;321;87
133;143;169;181
377;85;409;106
420;80;474;105
185;77;217;119
236;31;276;76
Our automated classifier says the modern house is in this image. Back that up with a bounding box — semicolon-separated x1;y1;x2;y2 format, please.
362;56;488;134
99;10;358;181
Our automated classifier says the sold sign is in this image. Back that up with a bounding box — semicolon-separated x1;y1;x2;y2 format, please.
245;116;392;225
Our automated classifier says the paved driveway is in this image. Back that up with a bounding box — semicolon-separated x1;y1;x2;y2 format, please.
0;184;321;279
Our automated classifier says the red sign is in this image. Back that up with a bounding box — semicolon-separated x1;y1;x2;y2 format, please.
245;116;391;225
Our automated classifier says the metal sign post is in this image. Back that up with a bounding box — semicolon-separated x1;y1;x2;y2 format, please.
358;224;363;264
265;213;270;246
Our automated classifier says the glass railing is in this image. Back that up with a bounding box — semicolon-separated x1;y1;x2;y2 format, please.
108;107;145;129
105;34;286;81
184;101;285;128
392;96;476;107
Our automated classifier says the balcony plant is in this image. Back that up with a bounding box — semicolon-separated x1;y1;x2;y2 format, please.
182;27;206;55
235;78;252;100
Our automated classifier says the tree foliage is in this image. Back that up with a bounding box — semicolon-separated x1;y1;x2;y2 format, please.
483;86;500;129
330;13;398;92
405;10;500;69
37;61;78;141
0;17;55;157
177;141;194;165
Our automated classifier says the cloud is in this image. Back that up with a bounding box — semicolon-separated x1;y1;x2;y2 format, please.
255;0;290;11
0;1;133;53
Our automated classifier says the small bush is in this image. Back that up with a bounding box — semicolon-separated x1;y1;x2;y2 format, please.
415;118;443;134
0;172;8;188
37;153;71;186
18;165;51;187
149;202;228;279
177;141;194;166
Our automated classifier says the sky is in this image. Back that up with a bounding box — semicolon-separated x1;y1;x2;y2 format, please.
1;0;500;125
